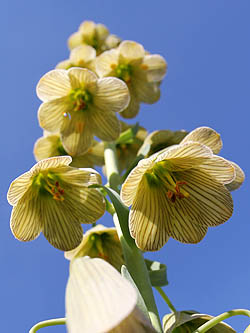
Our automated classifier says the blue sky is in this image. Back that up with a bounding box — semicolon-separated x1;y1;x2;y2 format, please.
1;1;250;332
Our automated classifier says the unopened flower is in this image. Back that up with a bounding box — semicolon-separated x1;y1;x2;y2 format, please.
163;310;235;333
56;44;96;72
66;257;156;332
7;156;105;251
96;40;167;118
121;136;236;251
37;67;130;156
68;20;110;55
65;224;124;271
34;132;104;168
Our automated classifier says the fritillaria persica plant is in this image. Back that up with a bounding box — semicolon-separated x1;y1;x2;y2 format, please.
7;20;249;333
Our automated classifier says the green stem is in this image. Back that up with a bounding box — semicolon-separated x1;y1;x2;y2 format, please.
192;309;250;333
104;142;163;333
155;286;177;313
29;318;66;332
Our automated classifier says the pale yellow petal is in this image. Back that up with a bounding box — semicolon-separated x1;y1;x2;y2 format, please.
141;54;167;82
120;91;140;119
38;97;71;133
30;156;72;174
36;69;71;102
105;34;121;50
90;108;120;141
94;77;130;112
42;198;83;251
59;167;102;186
61;112;93;156
7;171;32;206
95;23;109;40
68;31;84;50
10;190;42;241
56;59;72;70
66;257;137;333
95;49;119;77
70;44;96;64
118;40;145;64
225;161;245;191
79;20;96;35
133;81;160;104
181;127;222;154
67;67;97;91
33;134;64;161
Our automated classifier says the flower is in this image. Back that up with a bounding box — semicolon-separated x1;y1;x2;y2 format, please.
163;310;235;333
56;44;96;72
121;129;237;251
7;156;105;251
37;67;130;156
65;224;124;271
66;257;156;332
68;20;113;55
95;40;167;118
33;132;104;168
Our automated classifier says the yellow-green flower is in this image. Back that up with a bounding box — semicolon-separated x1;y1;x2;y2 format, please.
37;67;130;156
96;40;167;118
56;44;96;72
65;224;124;271
121;131;236;251
7;156;105;251
163;311;235;333
34;132;104;168
68;20;111;55
66;257;156;332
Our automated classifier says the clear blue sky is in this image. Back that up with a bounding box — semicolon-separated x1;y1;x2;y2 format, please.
1;1;249;332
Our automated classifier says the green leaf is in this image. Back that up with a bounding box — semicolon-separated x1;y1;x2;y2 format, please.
145;259;168;287
116;123;139;145
121;265;150;320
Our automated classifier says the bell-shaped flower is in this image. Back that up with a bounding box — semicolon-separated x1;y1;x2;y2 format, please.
7;156;105;251
34;132;104;168
65;224;124;271
121;134;237;251
66;257;156;332
163;310;235;333
37;67;130;156
56;44;97;72
95;40;167;118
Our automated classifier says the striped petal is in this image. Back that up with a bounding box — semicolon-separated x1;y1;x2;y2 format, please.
181;127;222;154
118;41;145;65
70;45;96;64
33;134;63;161
61;112;93;156
141;54;167;82
68;68;97;92
38;97;71;133
225;161;245;191
95;49;118;77
120;91;140;119
36;69;71;102
94;77;130;113
42;198;83;251
66;257;137;333
30;156;72;174
7;171;32;206
133;81;160;104
10;189;42;241
59;167;102;186
90;108;121;141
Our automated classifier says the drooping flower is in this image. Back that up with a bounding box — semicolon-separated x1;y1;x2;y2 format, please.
66;257;156;332
33;132;104;168
65;224;124;271
96;40;167;118
163;310;235;333
121;136;236;251
37;67;130;156
7;156;105;251
56;44;96;72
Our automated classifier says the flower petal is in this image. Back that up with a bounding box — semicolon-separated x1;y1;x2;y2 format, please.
90;108;120;141
66;257;137;333
181;127;222;154
59;167;102;186
118;40;145;64
30;156;72;174
67;67;97;91
68;31;84;50
70;44;96;64
133;81;160;104
120;91;140;119
94;77;130;112
95;49;119;77
33;134;63;161
36;69;71;102
225;161;245;191
141;54;167;82
38;97;71;133
7;171;32;206
10;190;42;241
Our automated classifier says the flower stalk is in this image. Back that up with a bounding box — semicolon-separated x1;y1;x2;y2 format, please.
155;286;177;313
29;318;66;332
104;141;163;333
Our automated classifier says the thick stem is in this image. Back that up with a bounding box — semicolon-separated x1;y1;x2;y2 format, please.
192;309;250;333
29;318;66;332
155;287;177;313
104;142;163;333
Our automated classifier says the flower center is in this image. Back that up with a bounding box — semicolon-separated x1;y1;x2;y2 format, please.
90;233;109;261
114;64;132;84
32;172;65;201
145;161;189;203
69;88;93;112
